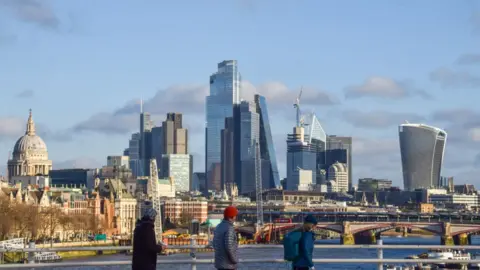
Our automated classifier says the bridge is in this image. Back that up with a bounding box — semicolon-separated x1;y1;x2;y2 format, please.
249;221;480;245
235;210;480;224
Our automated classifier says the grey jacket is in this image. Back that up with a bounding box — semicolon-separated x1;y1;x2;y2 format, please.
213;219;238;269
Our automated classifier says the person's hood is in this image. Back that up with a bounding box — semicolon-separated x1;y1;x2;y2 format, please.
136;217;154;229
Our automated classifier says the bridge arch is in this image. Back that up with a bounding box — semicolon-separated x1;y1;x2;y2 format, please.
351;223;443;235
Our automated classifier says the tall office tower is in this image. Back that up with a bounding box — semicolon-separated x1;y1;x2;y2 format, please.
325;135;352;191
205;60;241;191
166;113;188;154
239;101;260;194
140;104;154;176
162;113;188;155
160;154;192;192
221;117;235;189
399;123;447;191
286;126;317;190
128;132;141;177
254;95;281;189
302;112;327;185
151;126;164;170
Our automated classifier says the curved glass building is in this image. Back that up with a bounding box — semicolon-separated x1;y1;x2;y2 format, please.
303;112;327;146
206;60;241;191
399;123;447;191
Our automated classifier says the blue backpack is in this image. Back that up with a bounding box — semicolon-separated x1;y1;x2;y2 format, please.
283;230;303;261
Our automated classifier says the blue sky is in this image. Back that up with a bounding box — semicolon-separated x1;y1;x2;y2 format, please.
0;0;479;187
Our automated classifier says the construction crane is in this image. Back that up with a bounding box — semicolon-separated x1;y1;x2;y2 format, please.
254;139;264;233
293;87;303;127
148;159;163;242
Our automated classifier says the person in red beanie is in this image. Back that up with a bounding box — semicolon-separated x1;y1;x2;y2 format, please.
213;206;239;270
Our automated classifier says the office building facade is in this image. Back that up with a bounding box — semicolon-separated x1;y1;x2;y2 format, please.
160;154;193;192
205;60;241;191
286;127;317;190
358;178;393;192
325;135;352;190
107;156;129;169
128;132;141;177
255;94;281;189
399;123;447;191
139;111;154;176
239;101;260;194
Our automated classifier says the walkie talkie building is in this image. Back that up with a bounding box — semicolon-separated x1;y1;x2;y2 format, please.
399;123;447;191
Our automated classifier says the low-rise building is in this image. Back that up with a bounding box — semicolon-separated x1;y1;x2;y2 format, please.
429;193;479;210
164;199;208;223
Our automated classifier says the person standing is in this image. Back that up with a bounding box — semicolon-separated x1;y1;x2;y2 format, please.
213;206;239;270
292;214;317;270
132;208;167;270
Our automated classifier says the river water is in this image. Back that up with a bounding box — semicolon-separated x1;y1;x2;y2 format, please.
45;236;480;270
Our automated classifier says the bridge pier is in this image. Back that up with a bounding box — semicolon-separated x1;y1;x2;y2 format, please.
341;233;355;245
441;235;454;246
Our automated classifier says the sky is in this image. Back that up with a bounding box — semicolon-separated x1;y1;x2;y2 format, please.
0;0;479;188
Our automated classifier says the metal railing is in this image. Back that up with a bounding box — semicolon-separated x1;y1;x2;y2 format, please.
3;240;480;269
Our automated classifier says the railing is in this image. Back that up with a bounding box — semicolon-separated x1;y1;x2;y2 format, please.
4;240;480;269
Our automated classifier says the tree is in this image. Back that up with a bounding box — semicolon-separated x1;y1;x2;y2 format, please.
12;203;38;239
178;212;193;228
58;213;74;242
40;206;62;247
0;198;13;240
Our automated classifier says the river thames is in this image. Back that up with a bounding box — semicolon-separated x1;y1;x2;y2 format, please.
45;236;480;270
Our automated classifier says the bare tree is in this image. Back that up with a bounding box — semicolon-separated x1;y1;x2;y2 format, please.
58;213;72;242
26;205;41;241
40;206;62;247
0;198;13;240
178;212;193;228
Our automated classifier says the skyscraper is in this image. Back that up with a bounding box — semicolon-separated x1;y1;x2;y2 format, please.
139;104;154;176
163;113;188;154
286;126;317;190
239;101;260;194
205;60;241;191
128;132;141;177
325;135;352;191
221;117;235;189
254;94;280;189
399;123;447;191
151;112;191;191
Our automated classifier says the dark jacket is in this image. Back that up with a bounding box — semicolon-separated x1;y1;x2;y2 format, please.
213;219;238;269
132;218;163;270
292;230;315;268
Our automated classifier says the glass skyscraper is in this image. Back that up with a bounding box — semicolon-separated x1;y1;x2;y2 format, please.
205;60;241;191
399;123;447;191
255;94;281;189
239;101;260;194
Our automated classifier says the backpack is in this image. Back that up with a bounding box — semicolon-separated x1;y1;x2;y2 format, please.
283;230;303;261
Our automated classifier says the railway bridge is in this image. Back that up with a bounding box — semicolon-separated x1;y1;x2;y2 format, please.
252;221;480;245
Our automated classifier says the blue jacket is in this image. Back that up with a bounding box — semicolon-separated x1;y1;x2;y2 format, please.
293;231;315;268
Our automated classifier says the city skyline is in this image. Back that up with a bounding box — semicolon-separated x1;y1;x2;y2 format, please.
0;1;479;187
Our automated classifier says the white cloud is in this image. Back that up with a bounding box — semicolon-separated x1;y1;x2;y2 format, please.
0;116;25;140
468;128;480;142
344;76;430;100
430;67;480;89
342;110;425;129
54;157;102;170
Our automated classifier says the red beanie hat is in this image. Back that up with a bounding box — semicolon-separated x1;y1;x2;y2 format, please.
224;206;238;219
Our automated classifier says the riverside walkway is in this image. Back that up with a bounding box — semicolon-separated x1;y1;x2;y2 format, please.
4;242;480;269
